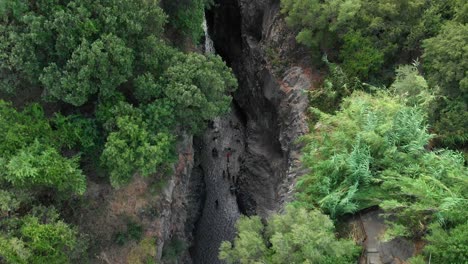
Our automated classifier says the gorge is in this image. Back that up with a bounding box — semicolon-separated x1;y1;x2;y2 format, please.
186;0;311;262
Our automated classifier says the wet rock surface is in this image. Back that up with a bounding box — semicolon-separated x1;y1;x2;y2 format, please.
359;210;415;264
191;107;245;264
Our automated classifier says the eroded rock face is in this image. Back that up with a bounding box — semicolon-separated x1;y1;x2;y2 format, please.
208;0;310;217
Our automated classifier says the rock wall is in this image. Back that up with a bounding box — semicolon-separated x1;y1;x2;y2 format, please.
208;0;310;217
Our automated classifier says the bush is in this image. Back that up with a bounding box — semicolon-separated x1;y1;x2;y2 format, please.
0;207;86;264
219;206;360;264
114;221;144;246
162;237;187;262
127;237;157;264
340;31;384;79
281;0;460;83
5;141;86;195
424;222;468;263
309;56;361;115
163;0;214;42
20;216;81;264
298;81;467;237
100;104;175;188
423;22;468;146
0;101;86;196
162;53;237;133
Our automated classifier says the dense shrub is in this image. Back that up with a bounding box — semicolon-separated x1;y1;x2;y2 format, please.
298;81;467;236
0;101;87;195
219;206;360;264
424;222;468;263
423;22;468;146
0;207;85;264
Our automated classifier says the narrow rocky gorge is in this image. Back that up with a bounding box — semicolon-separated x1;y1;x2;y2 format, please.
151;1;312;263
187;0;312;263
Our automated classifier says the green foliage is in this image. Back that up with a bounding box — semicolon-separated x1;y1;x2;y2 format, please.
0;236;30;264
163;0;213;41
0;190;20;213
20;216;80;264
281;0;460;82
219;206;360;264
0;101;55;156
390;63;433;108
101;123;174;188
100;101;175;188
423;222;468;263
340;30;384;79
281;0;466;151
431;99;468;147
219;215;268;264
4;141;86;195
1;0;237;189
423;22;468;96
162;53;237;133
407;255;426;264
162;237;187;262
309;56;361;114
40;34;134;106
1;0;167;103
114;221;144;246
423;22;468;146
0;101;87;195
51;114;99;153
298;81;468;236
280;0;336;52
0;207;85;264
127;237;157;264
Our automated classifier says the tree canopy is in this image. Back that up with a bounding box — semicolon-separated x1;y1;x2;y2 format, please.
219;206;360;264
1;0;236;262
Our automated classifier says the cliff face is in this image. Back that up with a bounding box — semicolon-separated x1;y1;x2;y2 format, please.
207;0;310;218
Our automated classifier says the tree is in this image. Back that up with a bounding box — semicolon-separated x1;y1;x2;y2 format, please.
0;206;85;264
390;64;433;108
162;53;237;133
423;22;468;146
339;30;384;79
280;0;460;82
4;141;86;195
423;22;467;97
0;101;87;195
100;102;175;188
40;34;134;106
219;206;360;264
162;0;213;41
280;0;336;52
0;236;30;264
20;216;81;264
0;0;166;104
1;0;238;189
0;101;55;156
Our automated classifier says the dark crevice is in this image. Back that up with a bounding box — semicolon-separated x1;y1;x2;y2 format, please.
206;0;242;67
231;98;248;127
187;162;206;259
